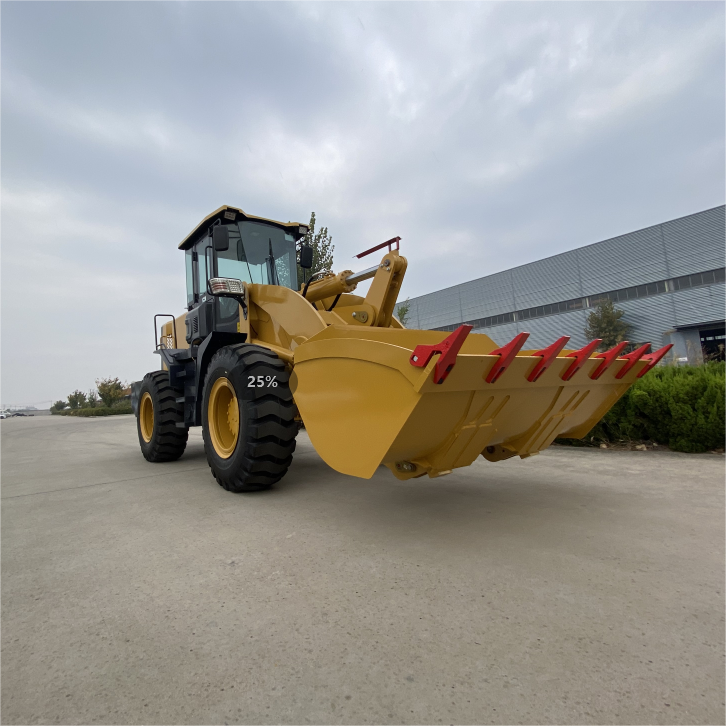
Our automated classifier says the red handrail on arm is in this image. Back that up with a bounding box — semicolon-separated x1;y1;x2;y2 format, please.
354;237;401;259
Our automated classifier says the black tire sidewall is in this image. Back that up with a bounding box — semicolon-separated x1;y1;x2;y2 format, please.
137;375;163;457
136;371;187;462
202;350;252;478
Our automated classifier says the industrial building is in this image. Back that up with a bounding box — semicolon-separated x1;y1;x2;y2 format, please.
399;206;725;364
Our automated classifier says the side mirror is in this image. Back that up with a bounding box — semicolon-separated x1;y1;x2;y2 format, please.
212;225;229;252
299;245;313;269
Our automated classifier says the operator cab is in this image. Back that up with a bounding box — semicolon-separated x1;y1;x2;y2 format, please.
184;213;304;308
180;205;308;345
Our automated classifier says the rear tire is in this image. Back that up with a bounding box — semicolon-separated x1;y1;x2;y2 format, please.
137;371;188;462
202;344;297;492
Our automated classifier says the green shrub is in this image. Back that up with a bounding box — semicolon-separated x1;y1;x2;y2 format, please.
562;362;725;453
53;402;133;417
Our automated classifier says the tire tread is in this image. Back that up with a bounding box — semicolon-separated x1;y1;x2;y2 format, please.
138;370;188;462
203;344;297;493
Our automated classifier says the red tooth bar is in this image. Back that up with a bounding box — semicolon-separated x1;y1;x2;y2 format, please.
636;344;674;378
561;339;602;381
614;343;651;379
485;332;530;383
410;325;472;384
527;336;570;382
590;341;629;380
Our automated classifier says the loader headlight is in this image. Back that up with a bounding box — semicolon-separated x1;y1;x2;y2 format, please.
208;277;245;296
298;225;309;236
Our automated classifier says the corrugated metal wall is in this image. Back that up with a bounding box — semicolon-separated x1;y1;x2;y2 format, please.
397;206;725;346
577;224;668;295
473;320;520;346
511;254;582;309
662;206;725;277
672;284;726;328
459;271;515;320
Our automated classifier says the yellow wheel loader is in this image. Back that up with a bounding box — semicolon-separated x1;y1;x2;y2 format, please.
132;205;672;493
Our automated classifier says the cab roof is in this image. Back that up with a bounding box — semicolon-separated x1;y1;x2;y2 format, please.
179;205;308;250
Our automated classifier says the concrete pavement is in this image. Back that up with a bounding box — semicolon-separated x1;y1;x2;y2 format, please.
2;415;724;724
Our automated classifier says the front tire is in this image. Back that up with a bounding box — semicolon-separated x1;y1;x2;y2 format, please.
137;371;188;462
202;344;297;492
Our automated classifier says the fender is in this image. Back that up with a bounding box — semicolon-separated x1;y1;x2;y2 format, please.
193;331;247;425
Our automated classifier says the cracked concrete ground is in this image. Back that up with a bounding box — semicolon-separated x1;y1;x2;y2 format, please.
2;415;724;724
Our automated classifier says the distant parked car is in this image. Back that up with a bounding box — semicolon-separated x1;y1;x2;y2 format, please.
12;412;32;417
0;413;6;420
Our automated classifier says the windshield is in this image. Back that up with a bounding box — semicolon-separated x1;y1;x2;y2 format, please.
216;221;297;290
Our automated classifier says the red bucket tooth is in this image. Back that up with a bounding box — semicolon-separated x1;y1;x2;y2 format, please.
590;341;629;380
485;332;530;383
636;344;674;378
527;336;570;382
410;325;472;384
561;339;602;381
615;343;651;379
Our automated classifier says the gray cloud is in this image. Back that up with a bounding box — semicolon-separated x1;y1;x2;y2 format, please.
2;1;723;406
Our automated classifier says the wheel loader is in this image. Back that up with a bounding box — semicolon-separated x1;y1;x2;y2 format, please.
131;205;672;492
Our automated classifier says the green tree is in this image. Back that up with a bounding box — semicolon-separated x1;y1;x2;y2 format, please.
87;390;99;408
584;300;633;351
297;212;335;288
52;400;67;411
96;377;126;408
396;298;411;326
67;390;87;410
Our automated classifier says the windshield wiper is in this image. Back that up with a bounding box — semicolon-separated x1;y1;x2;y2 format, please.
266;238;280;286
236;234;254;283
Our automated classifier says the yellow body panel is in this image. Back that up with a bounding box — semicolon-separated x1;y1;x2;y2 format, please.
247;284;326;345
165;247;645;480
161;314;189;350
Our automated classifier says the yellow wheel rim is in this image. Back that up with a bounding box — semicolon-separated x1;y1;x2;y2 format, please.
139;392;154;443
208;377;239;459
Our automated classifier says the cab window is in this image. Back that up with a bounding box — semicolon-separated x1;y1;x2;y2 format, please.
215;221;297;289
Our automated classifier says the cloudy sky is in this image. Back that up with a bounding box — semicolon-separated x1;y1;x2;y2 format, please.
2;1;724;407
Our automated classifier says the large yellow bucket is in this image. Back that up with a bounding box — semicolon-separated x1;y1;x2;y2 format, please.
290;325;661;480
